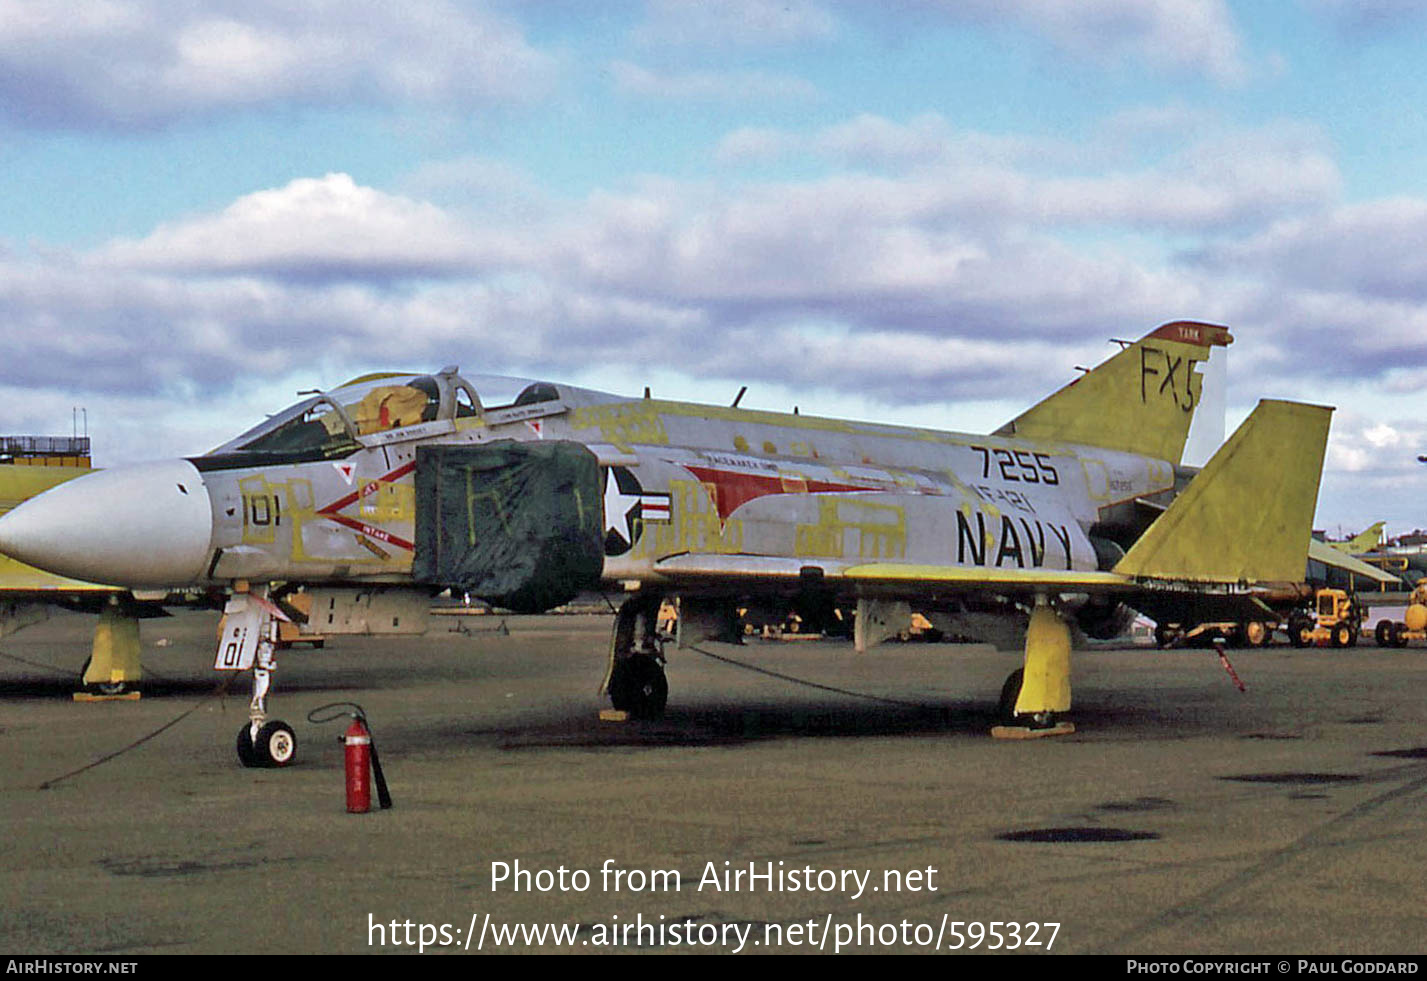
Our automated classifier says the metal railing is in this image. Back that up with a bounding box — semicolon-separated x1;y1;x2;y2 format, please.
0;436;91;456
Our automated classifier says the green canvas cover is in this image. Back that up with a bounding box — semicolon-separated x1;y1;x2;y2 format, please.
413;441;604;613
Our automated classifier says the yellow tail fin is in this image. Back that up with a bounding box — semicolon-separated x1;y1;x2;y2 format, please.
997;321;1232;464
1330;521;1385;553
1113;399;1333;583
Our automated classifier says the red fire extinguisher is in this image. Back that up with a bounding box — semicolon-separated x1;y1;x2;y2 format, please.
345;718;372;813
311;702;393;813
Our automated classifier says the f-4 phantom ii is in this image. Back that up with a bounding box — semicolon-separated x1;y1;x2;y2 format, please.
0;321;1332;765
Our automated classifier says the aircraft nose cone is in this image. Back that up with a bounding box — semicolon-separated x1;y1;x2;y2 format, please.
0;460;214;588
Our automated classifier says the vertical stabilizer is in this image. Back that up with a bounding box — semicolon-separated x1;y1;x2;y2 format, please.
1330;521;1385;553
997;321;1233;464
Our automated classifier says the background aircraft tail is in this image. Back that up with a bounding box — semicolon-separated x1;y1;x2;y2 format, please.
1331;521;1385;553
996;321;1232;464
1112;399;1333;583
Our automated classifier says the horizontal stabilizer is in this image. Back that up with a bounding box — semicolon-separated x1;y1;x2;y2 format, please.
1308;539;1400;585
1113;399;1332;583
997;321;1231;464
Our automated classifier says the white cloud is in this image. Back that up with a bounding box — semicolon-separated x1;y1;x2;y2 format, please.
1194;198;1427;300
633;0;838;47
913;0;1247;84
0;113;1411;487
1307;0;1427;32
0;0;555;128
609;60;817;102
714;114;1339;232
90;174;528;279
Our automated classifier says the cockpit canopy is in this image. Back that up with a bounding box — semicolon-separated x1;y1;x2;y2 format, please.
209;370;566;461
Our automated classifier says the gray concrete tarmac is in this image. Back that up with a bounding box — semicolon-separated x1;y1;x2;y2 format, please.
3;609;1427;955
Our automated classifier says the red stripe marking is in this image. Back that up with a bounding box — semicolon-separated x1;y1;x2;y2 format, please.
318;460;416;516
683;465;874;522
317;460;418;552
325;513;416;552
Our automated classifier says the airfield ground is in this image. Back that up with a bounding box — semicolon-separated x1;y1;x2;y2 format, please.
2;609;1427;955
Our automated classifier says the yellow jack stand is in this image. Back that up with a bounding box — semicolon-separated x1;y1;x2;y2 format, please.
74;600;142;701
991;598;1074;739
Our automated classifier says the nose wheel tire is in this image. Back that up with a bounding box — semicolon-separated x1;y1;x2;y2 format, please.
608;655;668;720
254;721;297;767
237;721;297;767
236;725;258;767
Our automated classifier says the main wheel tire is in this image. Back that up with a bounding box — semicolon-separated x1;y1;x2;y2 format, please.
1243;621;1269;647
236;724;258;768
608;656;668;720
252;720;297;767
998;668;1024;721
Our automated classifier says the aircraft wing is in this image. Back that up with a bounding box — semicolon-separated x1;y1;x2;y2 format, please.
653;552;1134;593
0;552;118;594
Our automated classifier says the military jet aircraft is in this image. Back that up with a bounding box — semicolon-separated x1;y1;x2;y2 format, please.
0;321;1332;766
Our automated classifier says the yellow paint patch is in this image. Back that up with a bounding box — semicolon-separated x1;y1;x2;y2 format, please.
794;497;906;560
633;478;743;558
570;402;670;448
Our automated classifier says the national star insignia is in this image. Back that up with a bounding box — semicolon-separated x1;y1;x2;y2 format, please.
604;467;642;547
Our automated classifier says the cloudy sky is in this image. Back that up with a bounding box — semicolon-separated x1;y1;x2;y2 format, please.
3;0;1426;536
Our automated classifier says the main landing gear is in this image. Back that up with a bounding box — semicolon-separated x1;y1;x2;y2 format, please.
603;595;668;720
992;596;1075;739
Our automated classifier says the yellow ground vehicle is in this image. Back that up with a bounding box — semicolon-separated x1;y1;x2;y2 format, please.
1287;588;1361;648
1373;583;1427;647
